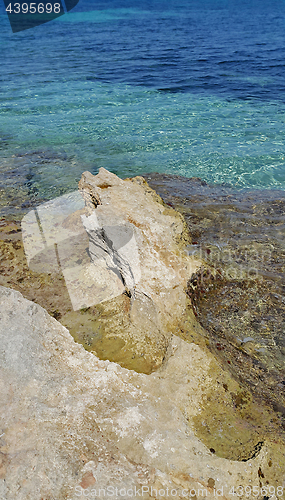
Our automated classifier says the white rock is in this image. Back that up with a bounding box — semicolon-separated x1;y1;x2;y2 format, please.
0;286;278;500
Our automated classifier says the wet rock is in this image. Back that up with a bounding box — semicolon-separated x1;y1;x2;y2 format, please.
145;173;285;422
188;268;285;421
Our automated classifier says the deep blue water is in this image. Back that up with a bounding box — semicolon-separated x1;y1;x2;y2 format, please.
1;0;285;214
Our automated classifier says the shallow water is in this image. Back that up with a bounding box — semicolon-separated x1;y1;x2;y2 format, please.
1;0;285;217
145;173;285;422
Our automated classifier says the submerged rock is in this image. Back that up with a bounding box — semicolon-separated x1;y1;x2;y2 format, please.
145;173;285;422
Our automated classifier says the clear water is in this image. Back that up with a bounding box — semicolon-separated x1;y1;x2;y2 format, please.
1;0;285;215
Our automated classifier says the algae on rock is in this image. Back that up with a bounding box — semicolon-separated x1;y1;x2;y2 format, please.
58;168;202;373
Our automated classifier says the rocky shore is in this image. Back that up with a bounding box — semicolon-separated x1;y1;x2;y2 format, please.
0;169;285;499
144;173;285;425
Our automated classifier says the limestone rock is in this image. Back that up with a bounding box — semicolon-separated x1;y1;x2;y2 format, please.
21;167;203;372
3;169;284;499
72;168;202;370
0;286;283;500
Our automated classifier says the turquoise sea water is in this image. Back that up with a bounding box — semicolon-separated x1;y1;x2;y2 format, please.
1;0;285;214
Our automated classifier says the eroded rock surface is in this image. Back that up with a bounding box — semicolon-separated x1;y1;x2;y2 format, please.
1;286;284;500
1;170;285;499
59;168;202;372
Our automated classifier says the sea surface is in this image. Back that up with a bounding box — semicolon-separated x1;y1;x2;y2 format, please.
1;0;285;215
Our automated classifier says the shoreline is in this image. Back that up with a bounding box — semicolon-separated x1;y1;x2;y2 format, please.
1;172;285;438
1;169;285;498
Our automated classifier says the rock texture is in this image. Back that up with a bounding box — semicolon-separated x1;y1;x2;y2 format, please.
145;173;285;423
1;285;284;500
18;167;202;373
1;169;285;499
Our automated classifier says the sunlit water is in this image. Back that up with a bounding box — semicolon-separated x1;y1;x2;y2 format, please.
1;0;285;215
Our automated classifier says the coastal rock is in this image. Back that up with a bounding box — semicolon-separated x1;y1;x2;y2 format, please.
19;166;201;373
0;285;284;500
145;173;285;420
46;167;202;372
1;170;285;498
